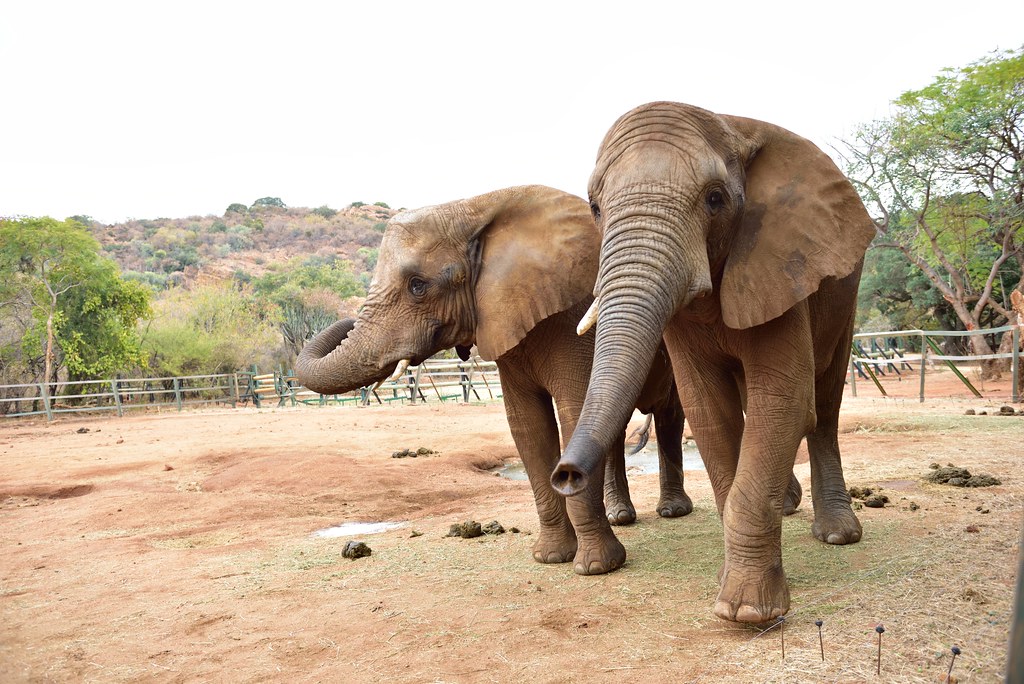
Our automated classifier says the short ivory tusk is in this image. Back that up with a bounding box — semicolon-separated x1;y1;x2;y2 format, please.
576;297;600;336
373;358;411;391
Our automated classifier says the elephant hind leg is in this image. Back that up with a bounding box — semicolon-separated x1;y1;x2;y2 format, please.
783;472;803;516
808;335;862;545
652;384;692;518
603;433;637;525
501;384;577;563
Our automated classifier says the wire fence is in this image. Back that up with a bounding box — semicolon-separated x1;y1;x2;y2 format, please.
2;325;1019;421
850;325;1021;402
0;357;502;421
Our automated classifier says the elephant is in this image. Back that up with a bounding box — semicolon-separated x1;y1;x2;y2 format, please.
294;185;699;575
551;102;876;622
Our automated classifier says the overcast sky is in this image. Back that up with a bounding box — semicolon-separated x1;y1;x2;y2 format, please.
2;1;1022;224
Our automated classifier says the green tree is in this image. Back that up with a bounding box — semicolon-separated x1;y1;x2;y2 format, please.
225;203;248;214
251;197;286;209
844;47;1024;373
251;257;364;358
142;282;278;375
0;217;151;390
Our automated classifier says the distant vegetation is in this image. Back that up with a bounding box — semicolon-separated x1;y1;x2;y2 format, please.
0;200;398;404
844;46;1022;376
1;48;1020;397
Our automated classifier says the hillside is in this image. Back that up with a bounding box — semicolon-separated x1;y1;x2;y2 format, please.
82;200;400;289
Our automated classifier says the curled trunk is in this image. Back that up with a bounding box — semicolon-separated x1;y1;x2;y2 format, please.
294;318;394;395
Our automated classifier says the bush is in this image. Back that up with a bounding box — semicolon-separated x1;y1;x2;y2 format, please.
312;205;338;219
251;197;286;209
225;203;248;215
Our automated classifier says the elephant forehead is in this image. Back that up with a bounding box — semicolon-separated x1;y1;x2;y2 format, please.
598;142;727;196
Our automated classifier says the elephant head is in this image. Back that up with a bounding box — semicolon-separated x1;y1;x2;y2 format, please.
294;185;599;394
552;101;875;493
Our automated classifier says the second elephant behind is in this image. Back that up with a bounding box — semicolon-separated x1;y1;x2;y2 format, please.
296;185;704;575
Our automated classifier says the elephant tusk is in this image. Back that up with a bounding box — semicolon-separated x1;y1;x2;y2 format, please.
576;297;600;336
371;358;412;391
388;358;411;382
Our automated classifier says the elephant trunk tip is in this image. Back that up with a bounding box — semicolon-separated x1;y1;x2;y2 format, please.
550;462;589;496
551;434;605;496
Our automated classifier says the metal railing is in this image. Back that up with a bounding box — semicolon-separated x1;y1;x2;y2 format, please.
0;373;246;420
0;357;503;420
850;325;1021;402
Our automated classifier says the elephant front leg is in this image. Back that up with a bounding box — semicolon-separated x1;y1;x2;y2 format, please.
502;387;577;564
567;471;626;575
715;359;815;623
603;434;637;525
555;404;626;574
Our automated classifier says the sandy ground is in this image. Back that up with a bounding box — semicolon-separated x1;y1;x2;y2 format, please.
1;370;1021;683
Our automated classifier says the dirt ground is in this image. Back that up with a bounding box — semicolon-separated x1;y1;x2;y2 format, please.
1;370;1021;683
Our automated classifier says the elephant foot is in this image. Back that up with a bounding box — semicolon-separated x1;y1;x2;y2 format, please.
812;506;863;545
531;529;578;564
657;491;693;518
572;536;626;575
783;475;803;516
714;561;790;624
605;501;637;526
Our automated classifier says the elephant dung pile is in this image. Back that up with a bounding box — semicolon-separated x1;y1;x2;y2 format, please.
963;405;1022;416
392;447;438;458
848;486;890;509
445;520;516;538
924;464;1002;488
342;540;372;559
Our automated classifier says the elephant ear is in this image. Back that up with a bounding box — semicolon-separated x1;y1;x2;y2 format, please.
718;116;876;330
470;186;599;360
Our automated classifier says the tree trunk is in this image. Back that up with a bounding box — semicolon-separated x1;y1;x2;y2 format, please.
44;301;56;401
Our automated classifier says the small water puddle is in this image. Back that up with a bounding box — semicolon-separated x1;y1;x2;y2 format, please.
493;441;703;480
313;521;406;538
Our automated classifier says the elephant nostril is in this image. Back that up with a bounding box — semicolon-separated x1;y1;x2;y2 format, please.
551;465;587;496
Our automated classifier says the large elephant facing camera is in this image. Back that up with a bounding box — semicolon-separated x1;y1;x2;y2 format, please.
552;102;875;622
295;185;698;575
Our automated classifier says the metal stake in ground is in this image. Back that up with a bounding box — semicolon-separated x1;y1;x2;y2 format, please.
815;619;824;661
778;616;785;660
946;645;961;682
875;624;885;676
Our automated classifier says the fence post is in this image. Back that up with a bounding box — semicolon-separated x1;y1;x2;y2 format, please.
919;333;927;403
459;363;470;403
39;383;53;421
110;379;123;417
848;353;857;397
1012;326;1020;403
173;378;183;411
230;373;239;407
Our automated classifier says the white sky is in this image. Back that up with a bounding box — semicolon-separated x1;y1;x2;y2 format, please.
2;1;1022;224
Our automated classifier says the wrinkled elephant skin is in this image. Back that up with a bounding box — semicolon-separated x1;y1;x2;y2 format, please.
553;103;876;621
295;185;695;575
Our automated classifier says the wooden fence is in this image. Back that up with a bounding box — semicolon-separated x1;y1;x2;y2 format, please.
0;357;502;421
3;325;1018;421
850;325;1021;402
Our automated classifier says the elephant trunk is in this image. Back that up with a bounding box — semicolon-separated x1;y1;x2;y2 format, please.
552;214;705;495
294;318;395;395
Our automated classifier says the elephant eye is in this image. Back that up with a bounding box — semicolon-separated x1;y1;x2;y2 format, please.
589;200;602;222
706;189;725;215
408;277;428;297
